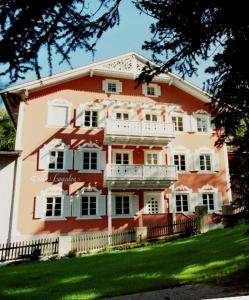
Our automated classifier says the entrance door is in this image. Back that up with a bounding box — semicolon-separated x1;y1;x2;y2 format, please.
144;193;162;214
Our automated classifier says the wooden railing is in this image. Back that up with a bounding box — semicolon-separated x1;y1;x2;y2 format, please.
72;229;136;253
147;219;196;240
0;238;59;262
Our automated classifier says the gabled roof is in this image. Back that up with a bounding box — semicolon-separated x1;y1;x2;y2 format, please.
0;51;210;126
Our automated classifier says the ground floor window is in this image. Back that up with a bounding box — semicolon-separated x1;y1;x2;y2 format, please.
46;196;62;217
202;193;215;210
115;195;130;215
81;196;97;216
175;194;189;212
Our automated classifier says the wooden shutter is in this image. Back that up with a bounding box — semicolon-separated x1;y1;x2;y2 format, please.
102;79;107;92
72;196;81;218
131;195;139;216
130;109;137;121
142;83;147;95
38;146;50;170
117;81;123;93
75;105;84;127
65;149;74;170
156;85;161;96
186;152;193;171
98;195;106;216
35;195;46;219
99;151;106;170
212;153;220;171
183;114;191;132
168;194;173;213
193;153;200;171
63;195;71;217
190;115;197;132
98;108;105;128
216;192;223;211
74;149;83;171
190;193;198;212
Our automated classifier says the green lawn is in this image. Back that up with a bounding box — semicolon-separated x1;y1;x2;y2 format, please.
0;223;249;300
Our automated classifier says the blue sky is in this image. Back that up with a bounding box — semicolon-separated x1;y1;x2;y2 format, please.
1;0;213;107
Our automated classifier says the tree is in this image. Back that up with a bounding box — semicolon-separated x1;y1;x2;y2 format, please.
0;108;15;151
0;0;248;212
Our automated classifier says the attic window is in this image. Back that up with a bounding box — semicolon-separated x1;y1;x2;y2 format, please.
147;86;155;96
103;79;122;94
142;83;161;97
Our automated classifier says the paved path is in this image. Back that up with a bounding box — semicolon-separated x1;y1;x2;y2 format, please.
102;284;249;300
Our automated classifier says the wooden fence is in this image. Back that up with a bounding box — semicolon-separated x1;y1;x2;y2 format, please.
0;238;59;262
72;229;136;253
147;218;196;240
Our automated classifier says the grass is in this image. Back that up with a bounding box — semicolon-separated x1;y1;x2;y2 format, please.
0;223;249;299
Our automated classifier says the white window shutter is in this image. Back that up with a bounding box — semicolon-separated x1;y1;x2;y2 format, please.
131;195;139;216
35;196;46;219
168;194;173;213
212;154;220;171
72;196;81;218
63;195;71;217
183;114;191;132
190;193;198;212
186;152;193;171
102;80;107;92
39;146;50;170
65;149;74;170
210;116;216;131
142;84;147;95
156;85;161;96
216;192;223;211
75;105;84;127
190;116;197;132
130;109;136;121
117;81;123;93
98;108;105;128
99;151;106;170
74;149;83;171
193;153;200;171
98;195;106;216
47;106;54;126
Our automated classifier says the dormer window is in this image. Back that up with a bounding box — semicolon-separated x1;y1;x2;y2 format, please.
142;83;161;97
102;79;122;94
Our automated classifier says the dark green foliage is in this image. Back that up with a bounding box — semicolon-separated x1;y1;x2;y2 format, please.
0;108;15;150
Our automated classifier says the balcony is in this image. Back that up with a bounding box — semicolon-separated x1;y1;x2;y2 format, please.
104;119;175;146
104;164;177;188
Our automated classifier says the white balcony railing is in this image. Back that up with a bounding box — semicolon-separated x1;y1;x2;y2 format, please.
105;164;177;180
106;120;174;138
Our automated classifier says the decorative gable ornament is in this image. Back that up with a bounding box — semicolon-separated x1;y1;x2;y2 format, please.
80;141;101;149
175;184;191;192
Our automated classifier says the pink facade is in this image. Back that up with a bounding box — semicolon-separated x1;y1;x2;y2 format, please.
2;53;231;240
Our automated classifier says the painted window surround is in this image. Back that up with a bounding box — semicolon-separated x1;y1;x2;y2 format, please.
142;83;161;97
111;149;134;164
193;147;220;173
35;186;71;220
47;98;72;128
75;103;105;129
198;184;222;212
38;140;73;173
171;185;193;214
74;142;106;173
144;150;163;165
102;79;122;94
192;109;213;134
73;187;106;220
169;145;192;173
112;192;139;218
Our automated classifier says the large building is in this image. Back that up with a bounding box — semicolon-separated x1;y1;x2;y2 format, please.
1;52;232;241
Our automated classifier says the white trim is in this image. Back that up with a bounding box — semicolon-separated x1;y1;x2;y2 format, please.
15;101;25;150
144;150;163;165
143;191;164;214
223;144;232;203
103;79;122;94
112;149;133;164
112;192;134;217
1;52;210;103
47;98;72;128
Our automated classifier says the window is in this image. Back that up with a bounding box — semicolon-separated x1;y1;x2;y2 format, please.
83;151;97;170
45;196;62;217
174;154;186;171
172;116;183;131
145;113;158;122
200;154;211;171
202;193;215;210
84;110;98;127
147;198;159;214
147;86;155;96
197;117;208;132
176;194;189;212
107;82;117;92
146;153;158;165
115;196;130;215
115;153;129;164
116;112;129;120
81;196;97;216
48;150;64;170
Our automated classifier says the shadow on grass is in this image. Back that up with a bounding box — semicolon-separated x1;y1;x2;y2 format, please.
0;224;248;300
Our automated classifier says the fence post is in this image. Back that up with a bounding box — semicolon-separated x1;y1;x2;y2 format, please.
195;205;208;233
58;235;72;256
135;227;148;243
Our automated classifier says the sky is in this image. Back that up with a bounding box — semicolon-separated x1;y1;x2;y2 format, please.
1;0;213;107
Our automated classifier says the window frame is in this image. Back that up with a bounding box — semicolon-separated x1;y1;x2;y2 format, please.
202;193;215;211
45;196;63;218
175;193;189;213
197;116;208;133
142;83;161;97
199;154;212;171
144;150;163;165
48;149;65;171
80;195;98;217
47;99;72;128
174;154;186;171
83;109;99;128
172;114;184;132
112;150;133;165
103;79;122;94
